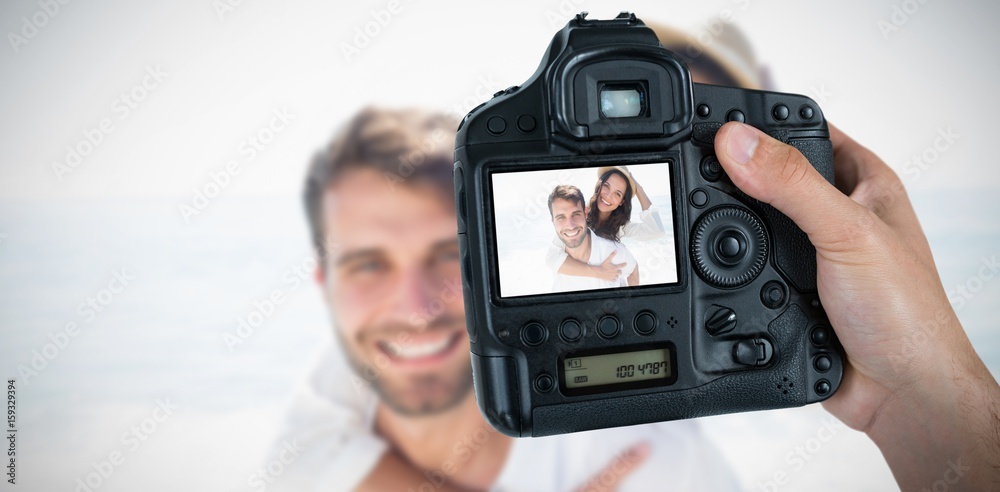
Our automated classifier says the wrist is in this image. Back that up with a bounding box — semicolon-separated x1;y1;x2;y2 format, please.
865;332;1000;490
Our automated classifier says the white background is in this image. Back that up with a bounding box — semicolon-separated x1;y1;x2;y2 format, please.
1;1;998;491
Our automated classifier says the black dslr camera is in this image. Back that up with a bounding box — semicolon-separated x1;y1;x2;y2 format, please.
453;12;844;437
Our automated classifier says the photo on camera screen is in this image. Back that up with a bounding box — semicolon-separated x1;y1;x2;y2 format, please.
491;162;678;298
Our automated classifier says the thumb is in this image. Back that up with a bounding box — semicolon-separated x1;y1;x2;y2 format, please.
714;122;872;251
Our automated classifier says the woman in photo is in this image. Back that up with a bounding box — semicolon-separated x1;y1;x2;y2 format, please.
545;165;666;283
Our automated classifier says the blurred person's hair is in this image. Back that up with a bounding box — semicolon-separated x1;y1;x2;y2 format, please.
647;21;772;90
304;107;459;258
548;184;586;217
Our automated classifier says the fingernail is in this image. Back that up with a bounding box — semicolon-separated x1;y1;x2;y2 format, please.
726;123;759;165
626;442;651;462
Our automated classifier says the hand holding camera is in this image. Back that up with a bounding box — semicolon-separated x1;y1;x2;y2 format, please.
452;11;1000;489
714;120;1000;492
455;12;844;437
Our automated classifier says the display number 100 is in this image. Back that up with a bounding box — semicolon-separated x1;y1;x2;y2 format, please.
615;361;666;378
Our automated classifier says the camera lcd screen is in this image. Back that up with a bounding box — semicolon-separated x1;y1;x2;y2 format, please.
563;347;673;390
491;162;678;298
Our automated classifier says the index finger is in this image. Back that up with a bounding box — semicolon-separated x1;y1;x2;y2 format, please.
574;442;651;492
828;123;930;256
829;123;879;196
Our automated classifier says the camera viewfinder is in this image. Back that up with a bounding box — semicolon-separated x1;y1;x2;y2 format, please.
599;83;647;118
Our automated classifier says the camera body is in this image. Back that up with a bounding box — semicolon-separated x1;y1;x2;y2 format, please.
454;12;844;437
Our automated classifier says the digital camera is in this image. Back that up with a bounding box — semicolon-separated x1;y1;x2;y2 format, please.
453;12;844;437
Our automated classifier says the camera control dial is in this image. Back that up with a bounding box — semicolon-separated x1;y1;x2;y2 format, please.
691;207;768;288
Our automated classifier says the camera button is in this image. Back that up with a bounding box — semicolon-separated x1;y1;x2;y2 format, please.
813;354;832;373
534;374;554;393
726;109;745;123
597;316;620;339
699;156;723;182
559;319;583;342
810;326;830;346
690;189;709;208
521;322;547;346
705;305;737;336
693;123;723;146
453;165;466;234
799;105;815;120
716;233;744;262
633;312;656;335
760;281;787;309
733;338;773;366
772;104;790;121
815;379;832;396
517;114;536;133
486;115;507;135
696;103;711;118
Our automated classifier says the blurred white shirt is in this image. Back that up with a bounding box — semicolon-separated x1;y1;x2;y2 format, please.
262;338;741;492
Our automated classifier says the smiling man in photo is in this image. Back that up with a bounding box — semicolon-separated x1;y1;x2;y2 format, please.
548;184;639;293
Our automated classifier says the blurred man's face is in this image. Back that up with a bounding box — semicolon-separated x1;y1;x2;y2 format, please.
551;197;587;249
319;167;471;416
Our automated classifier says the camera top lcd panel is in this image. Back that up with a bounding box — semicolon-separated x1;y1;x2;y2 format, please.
454;12;844;437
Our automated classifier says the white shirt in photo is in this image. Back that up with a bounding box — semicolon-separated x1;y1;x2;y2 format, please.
552;229;637;293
